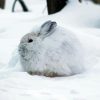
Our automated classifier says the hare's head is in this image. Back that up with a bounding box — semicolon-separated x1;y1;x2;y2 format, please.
18;20;57;60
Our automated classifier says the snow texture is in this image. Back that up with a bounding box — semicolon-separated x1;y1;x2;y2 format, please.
0;0;100;100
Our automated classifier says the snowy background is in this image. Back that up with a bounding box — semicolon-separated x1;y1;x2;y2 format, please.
0;0;100;100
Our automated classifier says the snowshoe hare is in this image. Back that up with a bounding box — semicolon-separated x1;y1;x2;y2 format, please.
18;20;85;77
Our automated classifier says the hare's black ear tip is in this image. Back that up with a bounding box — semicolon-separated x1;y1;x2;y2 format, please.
41;20;57;28
52;21;57;26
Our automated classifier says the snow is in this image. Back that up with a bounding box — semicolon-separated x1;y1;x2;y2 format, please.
0;0;100;100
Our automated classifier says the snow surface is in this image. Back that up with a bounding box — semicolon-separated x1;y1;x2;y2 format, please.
0;0;100;100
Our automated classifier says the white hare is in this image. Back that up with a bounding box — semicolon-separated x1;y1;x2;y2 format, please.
18;20;85;77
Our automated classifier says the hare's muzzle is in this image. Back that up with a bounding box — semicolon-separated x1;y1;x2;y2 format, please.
18;44;28;57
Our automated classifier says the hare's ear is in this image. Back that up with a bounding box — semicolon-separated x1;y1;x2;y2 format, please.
38;20;57;38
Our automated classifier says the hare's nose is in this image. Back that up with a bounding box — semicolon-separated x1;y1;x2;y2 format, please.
28;39;33;43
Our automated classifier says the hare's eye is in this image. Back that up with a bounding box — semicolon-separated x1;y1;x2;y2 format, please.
28;39;33;43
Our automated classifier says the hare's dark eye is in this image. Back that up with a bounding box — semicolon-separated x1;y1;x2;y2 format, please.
28;39;33;43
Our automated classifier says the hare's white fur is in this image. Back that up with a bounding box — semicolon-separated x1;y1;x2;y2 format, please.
18;21;85;77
